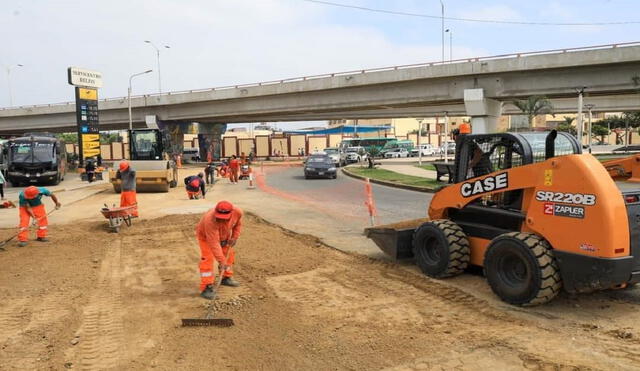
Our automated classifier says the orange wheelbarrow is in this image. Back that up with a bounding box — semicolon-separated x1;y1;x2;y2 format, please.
100;204;136;233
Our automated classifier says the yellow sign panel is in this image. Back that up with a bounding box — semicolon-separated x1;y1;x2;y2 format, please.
83;148;101;158
544;169;553;186
83;141;100;150
78;87;98;101
82;134;99;142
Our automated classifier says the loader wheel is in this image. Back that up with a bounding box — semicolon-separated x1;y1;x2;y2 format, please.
412;220;470;278
484;232;561;306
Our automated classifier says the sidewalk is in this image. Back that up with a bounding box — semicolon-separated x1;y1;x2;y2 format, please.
377;164;438;179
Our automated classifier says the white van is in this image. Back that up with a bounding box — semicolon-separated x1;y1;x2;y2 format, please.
182;147;201;163
410;144;435;157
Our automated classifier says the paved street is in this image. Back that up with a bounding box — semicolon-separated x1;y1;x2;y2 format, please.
259;165;431;227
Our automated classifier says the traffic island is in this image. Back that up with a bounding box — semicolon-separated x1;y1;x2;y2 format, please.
342;166;442;192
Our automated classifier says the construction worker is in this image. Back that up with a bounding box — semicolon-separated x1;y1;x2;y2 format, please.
85;159;96;183
116;161;139;217
184;173;206;199
204;161;216;185
229;155;240;184
196;200;243;300
18;186;61;247
459;121;472;134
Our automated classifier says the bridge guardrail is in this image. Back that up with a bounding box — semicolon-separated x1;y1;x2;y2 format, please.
2;41;639;111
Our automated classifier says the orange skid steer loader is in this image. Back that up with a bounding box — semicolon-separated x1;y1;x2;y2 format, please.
366;131;640;306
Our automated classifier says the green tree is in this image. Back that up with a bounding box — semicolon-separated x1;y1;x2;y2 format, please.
557;123;576;136
562;116;575;125
591;124;609;144
510;96;554;128
56;133;78;144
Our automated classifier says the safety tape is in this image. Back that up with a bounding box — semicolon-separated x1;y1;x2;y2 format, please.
19;227;27;231
38;226;47;230
200;272;213;277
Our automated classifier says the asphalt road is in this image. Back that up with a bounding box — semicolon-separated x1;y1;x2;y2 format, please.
260;165;431;227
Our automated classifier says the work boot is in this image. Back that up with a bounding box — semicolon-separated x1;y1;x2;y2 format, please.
36;237;49;242
221;277;240;287
200;284;216;300
18;241;27;247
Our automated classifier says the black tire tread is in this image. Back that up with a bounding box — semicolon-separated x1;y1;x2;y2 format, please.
491;232;561;306
413;219;470;278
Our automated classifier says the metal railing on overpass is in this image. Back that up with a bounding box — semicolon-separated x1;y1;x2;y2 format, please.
2;41;639;111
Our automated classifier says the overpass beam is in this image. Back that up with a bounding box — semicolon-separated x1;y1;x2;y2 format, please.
464;89;502;134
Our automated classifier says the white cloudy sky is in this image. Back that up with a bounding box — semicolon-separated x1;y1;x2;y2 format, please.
1;0;639;128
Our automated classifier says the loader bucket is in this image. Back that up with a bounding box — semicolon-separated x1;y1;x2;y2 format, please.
364;218;429;261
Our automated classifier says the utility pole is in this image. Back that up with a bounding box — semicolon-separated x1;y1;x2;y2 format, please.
445;29;452;62
440;0;445;63
584;104;595;153
576;87;586;147
418;119;423;165
444;112;449;163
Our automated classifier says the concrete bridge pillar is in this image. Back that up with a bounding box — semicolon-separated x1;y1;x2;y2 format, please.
463;89;503;134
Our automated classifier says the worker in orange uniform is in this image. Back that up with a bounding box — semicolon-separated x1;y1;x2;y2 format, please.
18;186;61;247
459;121;472;134
184;173;206;199
229;155;240;184
116;161;139;217
196;200;243;300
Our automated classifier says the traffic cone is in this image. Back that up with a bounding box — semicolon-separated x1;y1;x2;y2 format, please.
177;155;183;169
247;172;255;189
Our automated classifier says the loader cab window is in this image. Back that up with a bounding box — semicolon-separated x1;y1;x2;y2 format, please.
458;135;525;182
519;132;580;163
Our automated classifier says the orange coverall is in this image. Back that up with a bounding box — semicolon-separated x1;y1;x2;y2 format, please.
19;205;48;242
195;207;243;291
229;158;240;183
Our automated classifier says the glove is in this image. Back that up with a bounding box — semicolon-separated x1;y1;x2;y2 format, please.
55;203;62;210
228;239;237;247
220;264;231;273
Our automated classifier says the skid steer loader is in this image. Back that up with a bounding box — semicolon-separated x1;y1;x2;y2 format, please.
109;129;178;193
366;130;640;306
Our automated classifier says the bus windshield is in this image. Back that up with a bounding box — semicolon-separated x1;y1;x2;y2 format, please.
11;142;55;163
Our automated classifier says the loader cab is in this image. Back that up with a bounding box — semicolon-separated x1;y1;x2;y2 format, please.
447;131;581;237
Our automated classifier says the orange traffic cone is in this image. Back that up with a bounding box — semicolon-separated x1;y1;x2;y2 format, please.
177;155;183;169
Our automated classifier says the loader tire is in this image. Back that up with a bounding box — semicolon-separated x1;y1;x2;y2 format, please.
412;220;470;278
484;232;561;306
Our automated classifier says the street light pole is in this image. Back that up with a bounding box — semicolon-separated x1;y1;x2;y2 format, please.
128;70;153;130
576;87;586;147
584;104;595;153
418;119;423;166
440;0;445;63
144;41;170;94
5;64;23;106
445;29;452;62
444;111;449;163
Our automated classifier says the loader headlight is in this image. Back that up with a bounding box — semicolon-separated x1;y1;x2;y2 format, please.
328;167;336;171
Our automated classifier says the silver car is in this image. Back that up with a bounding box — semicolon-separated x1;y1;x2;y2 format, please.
322;147;346;167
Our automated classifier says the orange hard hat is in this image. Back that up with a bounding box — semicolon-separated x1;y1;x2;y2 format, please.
214;200;233;220
24;186;39;200
459;122;471;134
119;161;129;171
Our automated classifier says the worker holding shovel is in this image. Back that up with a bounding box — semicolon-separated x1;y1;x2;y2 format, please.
18;186;61;247
196;200;242;300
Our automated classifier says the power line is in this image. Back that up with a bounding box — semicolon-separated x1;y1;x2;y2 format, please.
301;0;640;26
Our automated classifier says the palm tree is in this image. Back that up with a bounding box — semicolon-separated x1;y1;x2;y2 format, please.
511;96;554;129
563;116;575;125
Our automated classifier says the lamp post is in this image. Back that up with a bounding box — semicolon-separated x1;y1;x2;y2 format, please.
445;29;452;62
439;0;445;63
575;87;587;147
128;70;153;130
144;41;170;94
584;104;595;153
444;111;449;163
5;64;23;106
418;119;423;166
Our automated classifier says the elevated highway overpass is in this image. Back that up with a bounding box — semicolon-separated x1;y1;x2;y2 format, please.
0;42;639;134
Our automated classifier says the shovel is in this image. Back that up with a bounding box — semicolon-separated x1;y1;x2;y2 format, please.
182;249;235;327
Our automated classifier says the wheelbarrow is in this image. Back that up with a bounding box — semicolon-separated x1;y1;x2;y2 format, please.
100;205;136;233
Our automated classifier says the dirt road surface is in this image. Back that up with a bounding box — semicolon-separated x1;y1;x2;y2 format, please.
1;170;640;370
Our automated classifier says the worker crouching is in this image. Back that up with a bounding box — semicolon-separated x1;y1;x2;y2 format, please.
18;186;61;247
196;200;242;300
184;173;206;199
117;161;138;217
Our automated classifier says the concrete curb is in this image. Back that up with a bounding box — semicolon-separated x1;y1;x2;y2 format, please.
341;167;436;193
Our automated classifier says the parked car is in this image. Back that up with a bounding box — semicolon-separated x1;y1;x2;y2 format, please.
438;142;456;155
182;147;201;163
384;148;410;158
322;147;347;167
410;144;435;157
345;146;367;163
304;154;337;179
